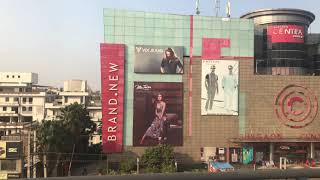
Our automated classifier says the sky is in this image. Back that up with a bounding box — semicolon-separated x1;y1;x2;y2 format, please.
0;0;319;91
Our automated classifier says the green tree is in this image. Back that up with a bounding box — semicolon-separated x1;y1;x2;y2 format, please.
36;103;96;176
141;145;176;173
36;120;73;176
59;103;96;144
58;103;96;174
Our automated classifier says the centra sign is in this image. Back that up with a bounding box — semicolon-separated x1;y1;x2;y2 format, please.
267;25;305;43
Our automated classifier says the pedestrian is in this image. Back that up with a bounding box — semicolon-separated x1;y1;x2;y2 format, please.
81;167;87;176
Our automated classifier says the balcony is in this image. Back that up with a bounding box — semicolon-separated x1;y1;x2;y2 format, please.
0;92;46;97
45;103;64;109
0;102;19;106
87;106;102;110
0;111;18;116
20;111;32;115
20;101;33;105
59;92;89;96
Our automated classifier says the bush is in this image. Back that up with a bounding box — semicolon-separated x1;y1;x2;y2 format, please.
101;168;118;175
120;158;136;174
141;144;176;173
145;166;160;173
161;164;176;173
107;169;118;175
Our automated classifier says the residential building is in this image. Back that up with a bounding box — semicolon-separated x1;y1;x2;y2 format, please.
0;73;102;179
0;72;46;136
0;73;102;146
44;80;89;120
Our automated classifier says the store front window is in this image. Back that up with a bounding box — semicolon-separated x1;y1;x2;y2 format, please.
274;143;308;165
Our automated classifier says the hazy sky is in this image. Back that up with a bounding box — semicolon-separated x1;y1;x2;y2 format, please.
0;0;319;90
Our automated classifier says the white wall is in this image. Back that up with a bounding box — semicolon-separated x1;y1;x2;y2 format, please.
32;97;45;121
63;96;84;105
88;109;102;121
0;72;38;84
63;80;86;92
45;108;54;119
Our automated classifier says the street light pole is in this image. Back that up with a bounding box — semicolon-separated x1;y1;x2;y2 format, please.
137;158;140;174
27;131;31;178
33;130;36;178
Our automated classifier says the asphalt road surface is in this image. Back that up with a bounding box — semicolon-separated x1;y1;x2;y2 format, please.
22;169;320;180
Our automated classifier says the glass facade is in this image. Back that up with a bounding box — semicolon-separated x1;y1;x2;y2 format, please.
241;9;316;75
306;34;320;75
254;23;308;75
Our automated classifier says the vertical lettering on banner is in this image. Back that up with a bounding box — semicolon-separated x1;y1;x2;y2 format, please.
100;43;124;153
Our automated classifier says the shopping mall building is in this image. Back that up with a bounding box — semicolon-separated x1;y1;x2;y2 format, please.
101;8;320;165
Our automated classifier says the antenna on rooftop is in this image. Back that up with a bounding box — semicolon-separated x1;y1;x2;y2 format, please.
195;0;200;15
225;0;231;18
214;0;220;17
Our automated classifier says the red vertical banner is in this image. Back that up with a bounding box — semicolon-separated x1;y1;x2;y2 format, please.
188;15;193;136
100;43;125;153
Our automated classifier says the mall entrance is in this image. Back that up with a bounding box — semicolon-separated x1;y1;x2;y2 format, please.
233;140;320;167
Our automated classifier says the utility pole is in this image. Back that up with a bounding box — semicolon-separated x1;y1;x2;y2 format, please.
68;144;76;176
43;154;47;178
27;131;31;178
33;130;37;178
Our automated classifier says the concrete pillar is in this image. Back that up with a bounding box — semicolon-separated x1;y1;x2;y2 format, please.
311;142;315;159
226;148;230;163
269;142;274;161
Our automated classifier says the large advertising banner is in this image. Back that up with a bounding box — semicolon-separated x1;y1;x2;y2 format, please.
201;60;239;115
134;45;184;74
133;82;183;146
6;141;21;159
267;25;304;43
242;147;254;164
100;43;125;153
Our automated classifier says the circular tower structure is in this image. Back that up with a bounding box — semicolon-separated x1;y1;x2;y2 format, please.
241;8;315;75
